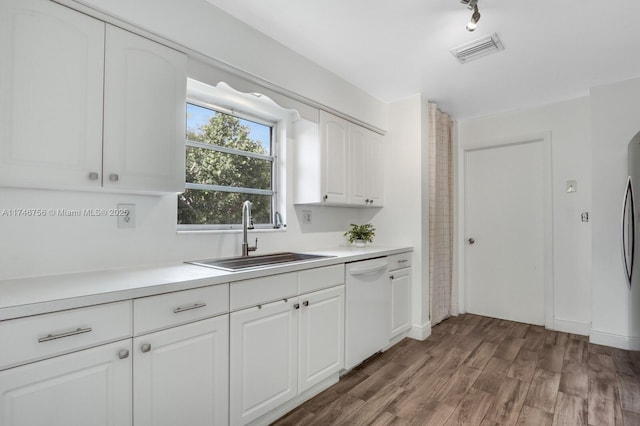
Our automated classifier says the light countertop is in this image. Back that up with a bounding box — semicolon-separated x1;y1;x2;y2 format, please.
0;245;412;321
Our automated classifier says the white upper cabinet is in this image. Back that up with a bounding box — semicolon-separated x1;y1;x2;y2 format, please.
0;0;186;194
320;112;350;204
349;125;367;205
350;126;384;206
103;25;186;193
294;110;384;207
364;130;384;206
0;0;105;189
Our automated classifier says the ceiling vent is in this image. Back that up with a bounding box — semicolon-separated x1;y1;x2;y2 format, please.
450;33;504;64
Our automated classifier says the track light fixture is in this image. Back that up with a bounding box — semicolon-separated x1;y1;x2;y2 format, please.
467;4;480;31
460;0;481;32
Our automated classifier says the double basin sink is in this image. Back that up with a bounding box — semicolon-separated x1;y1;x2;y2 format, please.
187;252;333;272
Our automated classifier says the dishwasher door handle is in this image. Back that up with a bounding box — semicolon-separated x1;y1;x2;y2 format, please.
349;262;388;276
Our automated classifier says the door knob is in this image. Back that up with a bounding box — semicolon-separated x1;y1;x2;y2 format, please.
468;238;475;245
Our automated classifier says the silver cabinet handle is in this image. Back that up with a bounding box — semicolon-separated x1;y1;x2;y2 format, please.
88;172;99;180
302;301;309;307
622;176;635;288
398;259;409;263
173;302;207;314
38;327;92;343
141;343;151;353
468;238;475;245
293;303;300;310
390;275;395;280
109;173;119;182
118;349;130;359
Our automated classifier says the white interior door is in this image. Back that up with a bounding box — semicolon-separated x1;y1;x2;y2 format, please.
465;140;547;325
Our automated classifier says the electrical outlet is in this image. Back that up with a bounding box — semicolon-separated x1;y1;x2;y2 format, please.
302;210;312;224
117;204;136;228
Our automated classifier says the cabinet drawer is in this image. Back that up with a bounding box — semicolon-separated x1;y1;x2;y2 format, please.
387;252;412;271
230;272;297;311
298;264;345;294
133;284;228;335
0;301;132;370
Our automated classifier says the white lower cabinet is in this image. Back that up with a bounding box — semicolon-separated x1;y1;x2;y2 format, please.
298;285;344;393
0;340;133;426
133;315;229;426
230;298;299;426
230;285;345;425
390;268;412;338
388;252;413;340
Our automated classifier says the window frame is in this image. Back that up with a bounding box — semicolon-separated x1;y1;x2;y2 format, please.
178;98;279;231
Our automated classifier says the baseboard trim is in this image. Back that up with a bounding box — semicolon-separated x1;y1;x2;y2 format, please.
590;329;640;351
552;318;590;336
408;321;432;341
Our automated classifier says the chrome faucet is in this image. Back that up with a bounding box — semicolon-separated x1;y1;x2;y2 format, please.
241;200;258;256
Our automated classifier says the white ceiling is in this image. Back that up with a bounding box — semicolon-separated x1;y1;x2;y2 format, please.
204;0;640;120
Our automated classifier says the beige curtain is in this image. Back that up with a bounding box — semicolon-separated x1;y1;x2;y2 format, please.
428;103;456;326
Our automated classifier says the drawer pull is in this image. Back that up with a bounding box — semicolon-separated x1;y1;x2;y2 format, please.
118;349;130;359
173;302;207;314
38;327;92;343
398;259;409;263
141;343;151;353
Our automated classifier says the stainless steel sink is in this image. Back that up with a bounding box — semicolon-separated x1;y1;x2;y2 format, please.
186;252;334;272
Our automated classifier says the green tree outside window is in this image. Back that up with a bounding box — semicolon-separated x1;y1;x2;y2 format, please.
178;105;274;226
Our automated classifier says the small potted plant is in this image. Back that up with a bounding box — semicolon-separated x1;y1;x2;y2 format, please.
344;223;376;247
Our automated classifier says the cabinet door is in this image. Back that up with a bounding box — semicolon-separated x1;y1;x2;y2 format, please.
349;126;367;205
133;315;229;426
103;25;187;193
298;286;344;393
0;340;132;426
319;111;349;204
390;268;412;338
365;130;384;206
0;0;104;189
230;299;298;425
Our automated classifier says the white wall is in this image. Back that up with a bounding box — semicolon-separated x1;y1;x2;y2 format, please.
0;147;367;281
374;95;430;339
458;97;592;335
591;77;640;350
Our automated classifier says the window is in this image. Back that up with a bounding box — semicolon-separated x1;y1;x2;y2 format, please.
178;101;276;229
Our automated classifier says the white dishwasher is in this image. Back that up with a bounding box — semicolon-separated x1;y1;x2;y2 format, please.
345;257;390;369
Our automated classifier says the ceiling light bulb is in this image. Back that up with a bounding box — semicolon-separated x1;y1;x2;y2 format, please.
466;6;480;31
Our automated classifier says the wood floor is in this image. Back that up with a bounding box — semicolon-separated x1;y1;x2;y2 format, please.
272;314;640;425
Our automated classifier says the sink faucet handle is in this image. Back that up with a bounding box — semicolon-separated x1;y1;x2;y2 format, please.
249;237;258;253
